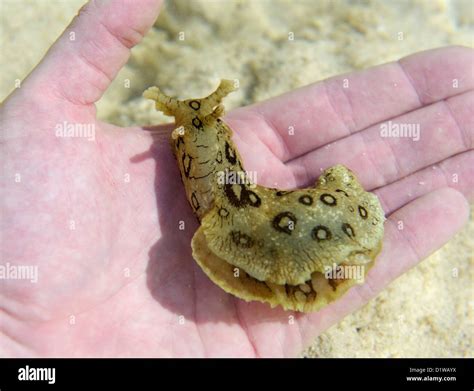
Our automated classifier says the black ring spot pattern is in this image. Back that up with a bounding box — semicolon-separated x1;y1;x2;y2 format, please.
298;195;313;206
189;100;201;110
342;223;355;238
272;212;297;235
335;189;349;197
311;225;332;242
358;205;368;219
182;153;193;178
224;183;261;208
246;191;261;206
218;207;229;217
320;193;337;206
192;117;203;129
230;231;254;248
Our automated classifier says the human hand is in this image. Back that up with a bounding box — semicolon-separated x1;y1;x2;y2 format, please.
1;0;472;357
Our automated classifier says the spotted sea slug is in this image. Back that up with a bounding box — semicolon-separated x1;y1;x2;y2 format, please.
144;80;385;312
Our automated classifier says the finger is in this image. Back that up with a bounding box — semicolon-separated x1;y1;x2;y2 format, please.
295;187;469;354
360;187;469;299
22;0;163;106
230;46;474;163
287;89;473;189
374;150;474;215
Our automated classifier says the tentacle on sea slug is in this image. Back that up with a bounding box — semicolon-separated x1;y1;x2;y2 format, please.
144;80;385;312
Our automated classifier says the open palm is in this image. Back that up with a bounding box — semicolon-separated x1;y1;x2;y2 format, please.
1;1;472;357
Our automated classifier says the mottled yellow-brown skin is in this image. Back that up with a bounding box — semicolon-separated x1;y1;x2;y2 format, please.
144;80;385;312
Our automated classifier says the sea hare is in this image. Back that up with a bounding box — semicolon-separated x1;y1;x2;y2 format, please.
144;80;385;312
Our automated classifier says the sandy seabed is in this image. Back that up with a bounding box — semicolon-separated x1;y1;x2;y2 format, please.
1;0;473;357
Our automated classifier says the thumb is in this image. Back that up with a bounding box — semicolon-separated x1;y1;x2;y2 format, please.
20;0;163;106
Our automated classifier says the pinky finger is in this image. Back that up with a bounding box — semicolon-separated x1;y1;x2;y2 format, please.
360;187;470;298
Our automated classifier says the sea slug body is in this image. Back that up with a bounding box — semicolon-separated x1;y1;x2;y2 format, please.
144;80;385;312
